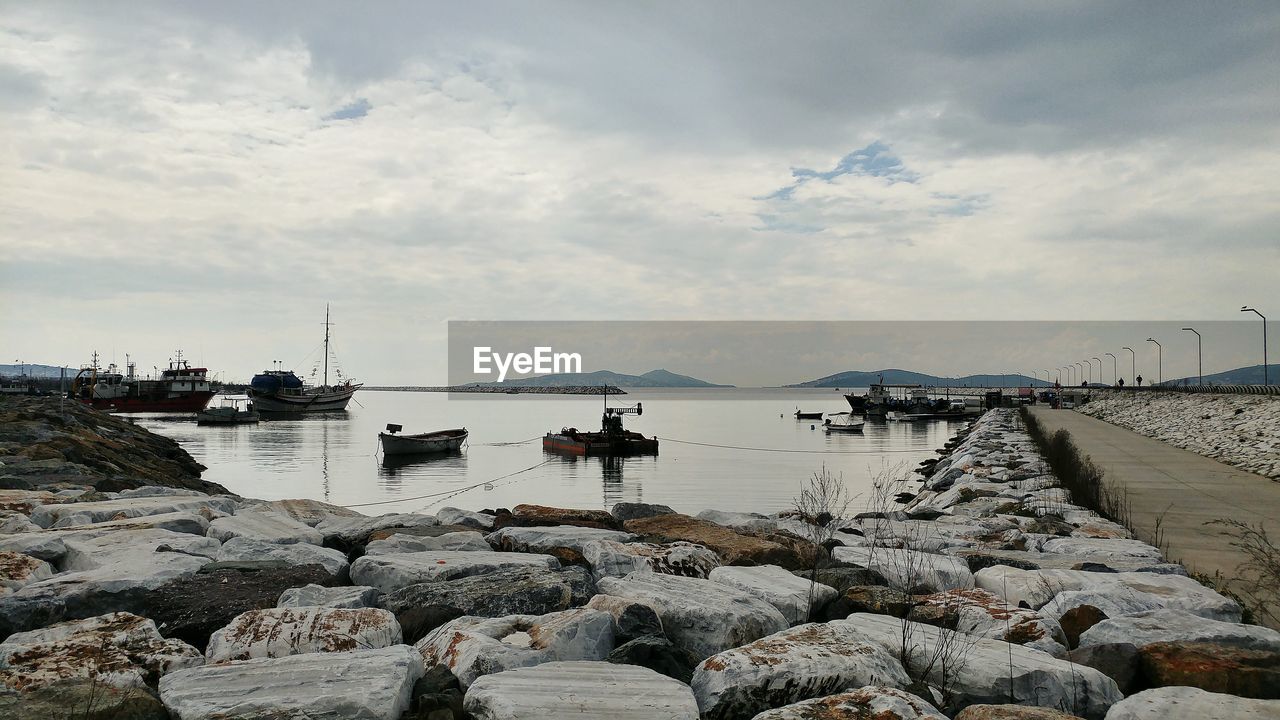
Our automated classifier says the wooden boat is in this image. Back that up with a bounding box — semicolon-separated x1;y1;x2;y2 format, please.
544;393;657;457
380;425;468;456
248;306;362;414
197;397;259;425
379;425;469;456
794;409;825;420
823;413;865;433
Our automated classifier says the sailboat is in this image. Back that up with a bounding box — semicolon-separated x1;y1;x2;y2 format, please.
247;306;362;414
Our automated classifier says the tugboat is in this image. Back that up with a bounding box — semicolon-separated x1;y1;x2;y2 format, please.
70;352;215;413
248;306;362;414
543;392;658;457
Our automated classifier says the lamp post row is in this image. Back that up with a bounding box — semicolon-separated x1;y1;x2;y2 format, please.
1053;307;1266;388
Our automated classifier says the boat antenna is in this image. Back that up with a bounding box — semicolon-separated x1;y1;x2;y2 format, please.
323;304;331;389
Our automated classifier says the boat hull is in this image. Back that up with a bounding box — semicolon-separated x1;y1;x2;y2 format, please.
379;429;468;456
79;392;215;413
197;410;260;425
542;432;658;457
248;385;361;414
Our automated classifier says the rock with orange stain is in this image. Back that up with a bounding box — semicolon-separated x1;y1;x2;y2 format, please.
691;623;911;720
752;685;947;720
415;608;614;688
205;607;403;663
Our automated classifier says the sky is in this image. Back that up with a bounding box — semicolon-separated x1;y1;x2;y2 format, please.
2;2;1277;384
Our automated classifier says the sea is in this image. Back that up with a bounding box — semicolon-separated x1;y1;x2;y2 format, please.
133;388;968;516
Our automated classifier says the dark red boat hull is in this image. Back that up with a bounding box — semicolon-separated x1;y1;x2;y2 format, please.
79;392;215;413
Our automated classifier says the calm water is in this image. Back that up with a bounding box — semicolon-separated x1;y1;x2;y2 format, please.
133;388;966;515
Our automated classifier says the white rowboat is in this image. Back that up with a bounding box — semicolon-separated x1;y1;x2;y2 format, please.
379;427;468;456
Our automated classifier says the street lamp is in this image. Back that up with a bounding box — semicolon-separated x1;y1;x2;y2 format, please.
1105;352;1117;384
1080;361;1090;385
1181;328;1202;386
1092;357;1103;385
1147;338;1162;385
1122;347;1136;387
1241;306;1268;386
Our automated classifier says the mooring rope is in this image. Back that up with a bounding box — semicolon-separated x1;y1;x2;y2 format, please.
656;437;938;454
339;458;554;510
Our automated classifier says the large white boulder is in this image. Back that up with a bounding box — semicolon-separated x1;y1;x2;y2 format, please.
0;612;203;691
206;607;403;663
159;644;423;720
0;533;67;563
437;506;495;530
836;613;1123;720
215;536;350;577
59;527;220;571
597;572;788;660
30;495;237;528
350;550;560;593
914;588;1068;656
317;512;439;545
416;608;614;688
707;564;837;625
0;551;53;593
486;525;636;554
365;530;491;554
207;509;324;545
751;686;946;720
1104;686;1280;719
974;566;1242;622
832;545;975;592
691;623;911;719
463;661;699;719
582;539;720;580
1039;537;1163;561
48;511;210;536
277;583;382;609
1079;608;1280;651
696;509;777;532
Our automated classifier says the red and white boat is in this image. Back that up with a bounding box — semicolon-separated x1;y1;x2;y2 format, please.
71;352;215;413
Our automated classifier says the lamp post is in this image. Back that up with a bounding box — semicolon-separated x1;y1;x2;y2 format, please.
1181;328;1202;386
1123;347;1136;387
1079;361;1089;385
1092;357;1102;385
1241;306;1268;386
1147;338;1162;386
1106;352;1117;384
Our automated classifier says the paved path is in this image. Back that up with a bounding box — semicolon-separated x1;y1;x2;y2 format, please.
1027;406;1279;621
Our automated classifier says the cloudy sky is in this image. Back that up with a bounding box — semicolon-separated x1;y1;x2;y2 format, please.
2;2;1277;384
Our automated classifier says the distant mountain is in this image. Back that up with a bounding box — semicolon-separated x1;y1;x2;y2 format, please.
0;363;74;379
1159;364;1280;387
477;369;732;388
789;369;1053;388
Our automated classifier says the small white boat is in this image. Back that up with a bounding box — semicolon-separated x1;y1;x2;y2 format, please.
379;425;468;456
197;397;259;425
887;412;928;422
823;412;865;433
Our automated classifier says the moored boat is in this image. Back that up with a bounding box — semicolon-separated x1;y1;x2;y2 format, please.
247;306;362;415
71;352;215;413
543;395;658;457
823;412;865;432
379;425;469;456
197;397;259;425
794;409;825;420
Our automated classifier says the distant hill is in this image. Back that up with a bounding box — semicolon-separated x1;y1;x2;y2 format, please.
0;363;74;379
479;369;732;388
1159;364;1280;387
789;369;1053;388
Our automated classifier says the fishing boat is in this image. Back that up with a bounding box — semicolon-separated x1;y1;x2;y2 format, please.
248;306;362;414
71;352;215;413
197;397;259;425
823;412;865;433
379;424;468;456
794;409;825;420
544;391;658;457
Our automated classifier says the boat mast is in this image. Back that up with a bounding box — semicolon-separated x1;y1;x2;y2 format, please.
323;304;330;389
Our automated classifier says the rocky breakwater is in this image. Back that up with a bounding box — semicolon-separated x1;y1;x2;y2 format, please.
1078;390;1280;480
0;404;1277;718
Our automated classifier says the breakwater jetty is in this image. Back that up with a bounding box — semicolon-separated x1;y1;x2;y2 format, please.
0;397;1277;718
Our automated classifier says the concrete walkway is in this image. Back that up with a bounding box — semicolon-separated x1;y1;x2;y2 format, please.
1027;406;1279;619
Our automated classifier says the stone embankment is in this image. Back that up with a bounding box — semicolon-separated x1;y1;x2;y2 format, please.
0;398;1277;718
1078;390;1280;481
